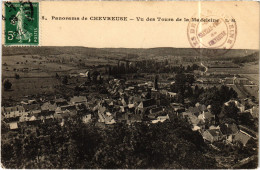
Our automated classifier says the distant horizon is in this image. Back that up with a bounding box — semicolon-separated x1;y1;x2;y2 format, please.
2;45;260;51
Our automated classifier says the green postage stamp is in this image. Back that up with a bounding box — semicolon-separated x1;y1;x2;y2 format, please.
4;2;39;45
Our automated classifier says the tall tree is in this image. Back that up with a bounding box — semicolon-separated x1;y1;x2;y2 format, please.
3;79;12;91
220;102;239;122
62;76;68;84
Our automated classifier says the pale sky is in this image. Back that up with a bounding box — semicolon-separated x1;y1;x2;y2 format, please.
4;1;260;49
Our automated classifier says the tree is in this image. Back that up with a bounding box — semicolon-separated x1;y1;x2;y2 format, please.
186;74;195;85
154;75;158;90
220;102;239;122
219;85;238;101
186;65;192;72
185;85;193;98
15;74;20;79
3;79;12;91
191;64;199;70
74;86;82;92
165;59;169;66
92;71;100;82
199;86;237;118
56;73;59;79
175;73;186;94
108;66;112;76
251;96;256;103
244;101;251;110
62;76;68;84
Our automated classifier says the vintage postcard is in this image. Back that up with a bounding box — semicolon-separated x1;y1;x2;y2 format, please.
1;1;259;169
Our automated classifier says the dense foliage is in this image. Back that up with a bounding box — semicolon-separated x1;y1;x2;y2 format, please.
3;79;12;91
232;52;259;64
199;85;238;116
1;117;217;169
170;73;238;115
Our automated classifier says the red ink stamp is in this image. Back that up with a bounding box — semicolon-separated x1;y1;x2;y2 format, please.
187;10;237;56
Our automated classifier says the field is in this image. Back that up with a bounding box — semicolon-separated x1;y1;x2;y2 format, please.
2;77;59;99
2;54;86;104
241;74;259;85
240;63;259;75
2;46;259;104
2;55;83;78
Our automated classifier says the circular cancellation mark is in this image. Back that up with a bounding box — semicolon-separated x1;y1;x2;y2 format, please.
187;10;237;57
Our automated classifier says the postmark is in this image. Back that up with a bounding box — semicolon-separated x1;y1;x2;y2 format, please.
187;10;237;57
4;1;39;45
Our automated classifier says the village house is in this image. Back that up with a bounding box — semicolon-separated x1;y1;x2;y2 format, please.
97;105;116;125
25;115;41;126
22;104;41;117
21;99;37;105
184;103;208;118
220;123;239;135
248;106;259;118
151;90;161;100
125;86;135;94
127;114;142;124
69;71;79;78
136;99;157;114
209;125;220;130
192;125;202;131
55;98;69;107
9;122;19;130
23;104;40;112
186;107;201;117
104;98;114;106
104;112;116;125
54;112;63;120
54;104;77;120
232;130;253;146
82;114;92;124
196;103;207;112
219;123;239;143
2;106;26;118
19;114;30;123
70;96;87;105
224;100;245;112
41;102;57;112
120;105;128;113
79;71;89;77
3;116;19;129
151;114;170;124
170;103;185;113
202;129;223;143
116;112;128;123
167;91;177;98
148;106;164;119
29;110;42;117
189;114;205;129
127;103;136;113
43;115;55;124
128;96;142;105
198;111;215;124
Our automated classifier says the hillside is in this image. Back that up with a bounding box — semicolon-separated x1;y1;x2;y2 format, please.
2;46;259;60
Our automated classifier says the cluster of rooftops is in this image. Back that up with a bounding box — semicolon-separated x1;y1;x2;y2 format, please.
1;79;257;147
181;102;256;146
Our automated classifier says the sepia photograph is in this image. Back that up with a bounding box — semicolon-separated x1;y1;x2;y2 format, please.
1;1;259;169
